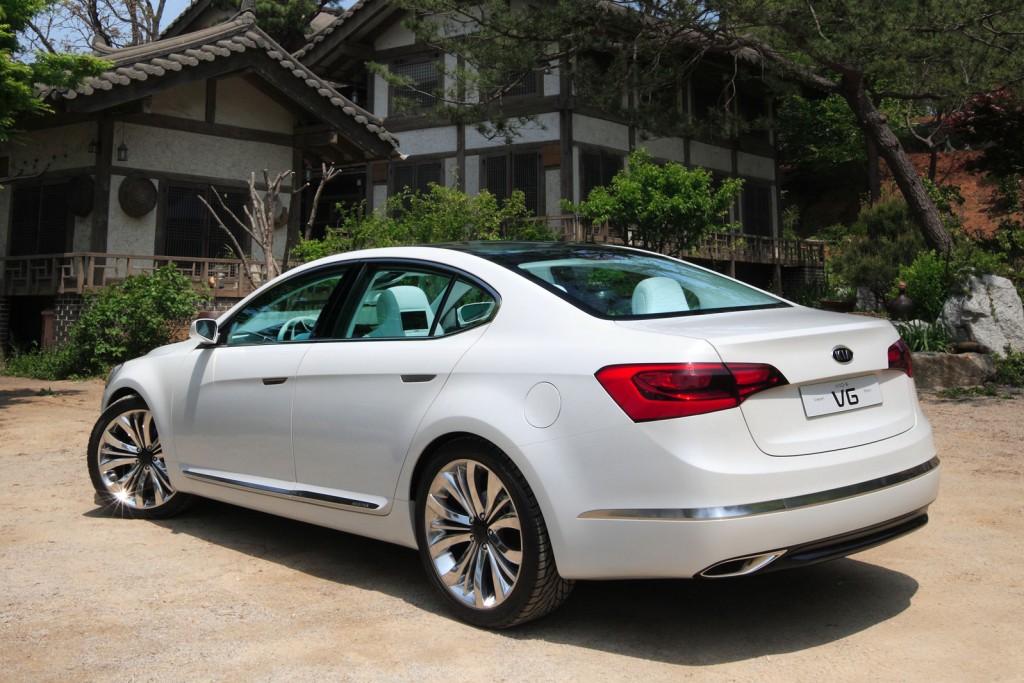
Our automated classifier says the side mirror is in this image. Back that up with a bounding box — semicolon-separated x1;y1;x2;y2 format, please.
190;318;219;344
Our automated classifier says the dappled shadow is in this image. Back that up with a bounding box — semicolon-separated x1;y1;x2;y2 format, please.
0;387;88;408
93;498;922;665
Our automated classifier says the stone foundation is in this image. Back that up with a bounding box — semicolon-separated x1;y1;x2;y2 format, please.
53;294;85;345
0;296;10;357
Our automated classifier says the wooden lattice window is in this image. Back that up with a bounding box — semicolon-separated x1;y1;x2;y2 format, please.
163;183;248;259
482;152;541;215
9;183;70;256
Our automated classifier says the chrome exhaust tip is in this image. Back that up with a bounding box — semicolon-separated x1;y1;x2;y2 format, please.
699;551;786;578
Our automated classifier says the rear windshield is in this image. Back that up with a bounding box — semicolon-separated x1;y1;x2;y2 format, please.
452;242;788;319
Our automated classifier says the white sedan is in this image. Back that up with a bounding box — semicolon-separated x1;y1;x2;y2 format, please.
88;242;939;628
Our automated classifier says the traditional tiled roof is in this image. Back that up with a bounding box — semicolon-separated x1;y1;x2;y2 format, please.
45;7;399;157
293;0;373;61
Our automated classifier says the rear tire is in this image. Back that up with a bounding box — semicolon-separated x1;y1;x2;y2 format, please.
415;437;573;628
87;395;191;519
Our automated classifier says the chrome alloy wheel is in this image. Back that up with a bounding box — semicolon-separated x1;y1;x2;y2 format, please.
423;459;524;609
95;407;176;510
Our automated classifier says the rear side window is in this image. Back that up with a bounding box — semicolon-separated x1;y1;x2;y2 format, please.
337;265;497;339
515;251;785;318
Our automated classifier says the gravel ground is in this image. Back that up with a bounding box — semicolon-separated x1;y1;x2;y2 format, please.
0;376;1021;682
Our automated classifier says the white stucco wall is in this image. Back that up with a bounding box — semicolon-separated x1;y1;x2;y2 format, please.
737;151;775;181
545;168;561;217
215;76;294;133
571;114;629;151
111;124;293;180
640;136;686;164
463;154;480;196
150;80;205;120
689;140;733;173
372;74;389;119
72;215;92;252
543;67;560;98
106;174;158;255
2;123;95;176
465;112;560;149
394;127;458;156
374;18;416;50
372;183;388;212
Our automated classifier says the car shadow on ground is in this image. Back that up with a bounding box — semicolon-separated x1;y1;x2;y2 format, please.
134;497;917;666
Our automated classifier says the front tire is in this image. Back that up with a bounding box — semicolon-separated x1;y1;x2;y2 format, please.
415;437;573;628
87;395;191;519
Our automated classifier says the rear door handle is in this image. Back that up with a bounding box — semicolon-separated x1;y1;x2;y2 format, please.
262;377;288;385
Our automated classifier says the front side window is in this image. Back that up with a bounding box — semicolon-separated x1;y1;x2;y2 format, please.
224;267;347;345
340;265;497;339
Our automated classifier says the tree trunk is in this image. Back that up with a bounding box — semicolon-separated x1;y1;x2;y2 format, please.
840;78;953;253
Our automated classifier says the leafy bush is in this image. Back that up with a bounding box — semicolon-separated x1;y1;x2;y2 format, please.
892;320;950;353
69;266;209;375
994;348;1024;386
291;184;552;263
2;344;79;380
893;252;951;322
3;266;209;379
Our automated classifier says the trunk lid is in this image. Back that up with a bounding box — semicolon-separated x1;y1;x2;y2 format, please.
616;306;918;456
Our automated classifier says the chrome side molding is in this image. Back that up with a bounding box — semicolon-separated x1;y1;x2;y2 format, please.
182;468;385;513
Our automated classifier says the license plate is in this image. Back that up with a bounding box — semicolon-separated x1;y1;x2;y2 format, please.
800;375;882;418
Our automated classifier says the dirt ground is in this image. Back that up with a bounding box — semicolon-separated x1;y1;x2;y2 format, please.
0;375;1021;682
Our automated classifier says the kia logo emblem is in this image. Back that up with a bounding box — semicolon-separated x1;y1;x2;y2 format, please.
832;346;854;363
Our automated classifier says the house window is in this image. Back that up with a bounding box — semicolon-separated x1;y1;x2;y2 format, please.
392;160;442;195
501;70;538;98
391;59;441;115
742;184;774;238
9;183;70;256
580;150;622;201
482;152;541;215
163;183;248;259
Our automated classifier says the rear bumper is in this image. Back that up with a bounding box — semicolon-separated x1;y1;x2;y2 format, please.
546;459;940;580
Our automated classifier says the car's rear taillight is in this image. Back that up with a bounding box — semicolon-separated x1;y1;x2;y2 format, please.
888;339;913;377
596;363;788;422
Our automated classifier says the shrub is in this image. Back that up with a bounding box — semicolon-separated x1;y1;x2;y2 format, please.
69;266;210;376
893;251;952;322
994;348;1024;386
4;266;209;380
2;344;79;380
892;320;950;353
829;196;926;308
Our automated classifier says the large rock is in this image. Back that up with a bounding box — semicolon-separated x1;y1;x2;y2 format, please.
940;275;1024;355
913;352;996;392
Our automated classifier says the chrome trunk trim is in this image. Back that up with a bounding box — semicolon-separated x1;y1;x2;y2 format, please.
579;456;939;521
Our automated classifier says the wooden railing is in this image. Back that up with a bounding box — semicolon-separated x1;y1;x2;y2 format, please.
0;253;265;297
1;227;823;297
549;215;825;267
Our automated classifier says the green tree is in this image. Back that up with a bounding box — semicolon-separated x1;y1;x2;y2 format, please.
565;148;743;255
385;0;1024;253
291;183;552;262
2;0;108;142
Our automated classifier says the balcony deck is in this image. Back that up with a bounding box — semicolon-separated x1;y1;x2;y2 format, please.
1;229;823;298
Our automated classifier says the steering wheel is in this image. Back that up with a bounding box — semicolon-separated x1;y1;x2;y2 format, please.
277;315;318;341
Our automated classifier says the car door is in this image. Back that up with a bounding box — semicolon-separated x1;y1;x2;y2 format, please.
290;263;498;510
172;265;350;484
